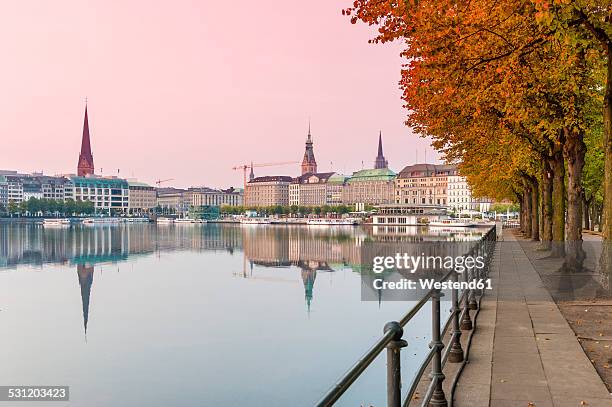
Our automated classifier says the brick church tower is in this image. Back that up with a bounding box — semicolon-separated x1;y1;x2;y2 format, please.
77;105;95;176
301;124;317;175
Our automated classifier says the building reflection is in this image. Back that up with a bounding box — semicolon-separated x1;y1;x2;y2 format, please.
77;264;94;337
0;223;486;326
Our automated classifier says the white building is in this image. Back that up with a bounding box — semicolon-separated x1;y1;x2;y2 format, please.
69;176;130;213
448;175;491;213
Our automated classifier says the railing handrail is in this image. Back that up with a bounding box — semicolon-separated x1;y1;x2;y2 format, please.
314;226;497;407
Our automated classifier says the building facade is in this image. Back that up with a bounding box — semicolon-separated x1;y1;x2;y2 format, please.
0;176;8;207
289;172;336;206
244;176;292;207
70;176;129;213
128;180;157;214
448;175;492;213
342;168;396;205
395;164;457;206
186;187;243;207
156;188;189;213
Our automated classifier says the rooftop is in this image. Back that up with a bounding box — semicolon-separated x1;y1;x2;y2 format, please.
69;176;128;187
347;168;396;183
128;180;154;188
398;163;458;178
292;172;335;184
249;175;293;184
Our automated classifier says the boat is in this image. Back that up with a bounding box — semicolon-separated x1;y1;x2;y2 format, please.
175;218;196;224
428;218;477;227
156;217;175;224
306;218;358;226
43;218;71;227
82;217;121;225
240;217;271;225
123;217;150;223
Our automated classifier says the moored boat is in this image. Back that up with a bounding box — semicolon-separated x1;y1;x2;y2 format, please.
156;217;175;224
175;218;196;224
428;218;477;227
306;218;358;226
240;217;271;225
43;218;71;227
82;217;121;225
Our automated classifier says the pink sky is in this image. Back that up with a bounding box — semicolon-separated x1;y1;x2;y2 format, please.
0;0;440;188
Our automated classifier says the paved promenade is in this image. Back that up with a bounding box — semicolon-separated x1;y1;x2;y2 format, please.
455;230;612;407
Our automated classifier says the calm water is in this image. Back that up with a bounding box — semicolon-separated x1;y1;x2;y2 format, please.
0;223;486;407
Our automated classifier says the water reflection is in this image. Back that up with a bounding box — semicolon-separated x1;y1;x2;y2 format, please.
0;223;485;333
0;222;487;407
0;223;484;270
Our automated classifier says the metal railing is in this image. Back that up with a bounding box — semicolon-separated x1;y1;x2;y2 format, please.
315;226;497;407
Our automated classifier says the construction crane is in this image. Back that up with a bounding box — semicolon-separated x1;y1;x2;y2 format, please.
155;178;174;187
232;161;299;188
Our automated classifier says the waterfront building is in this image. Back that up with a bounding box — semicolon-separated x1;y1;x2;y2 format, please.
127;180;157;215
374;131;389;169
69;176;129;213
288;172;336;206
394;164;457;206
186;187;243;207
342;168;396;205
0;176;8;207
326;174;348;206
38;176;71;200
301;125;317;175
157;186;243;214
0;171;72;205
77;105;95;177
448;174;492;213
22;179;43;201
244;176;292;207
156;187;189;214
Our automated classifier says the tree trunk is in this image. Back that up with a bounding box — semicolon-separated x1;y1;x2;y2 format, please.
600;53;612;292
550;148;565;257
524;186;532;239
583;196;591;231
531;178;539;241
563;126;586;271
541;163;553;249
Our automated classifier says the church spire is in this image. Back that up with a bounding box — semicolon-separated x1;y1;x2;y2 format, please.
374;131;388;169
301;122;317;175
77;103;95;176
249;162;255;182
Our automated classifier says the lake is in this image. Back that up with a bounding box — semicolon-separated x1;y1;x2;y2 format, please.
0;222;487;407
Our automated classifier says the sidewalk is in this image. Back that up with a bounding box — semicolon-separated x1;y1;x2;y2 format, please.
454;229;612;407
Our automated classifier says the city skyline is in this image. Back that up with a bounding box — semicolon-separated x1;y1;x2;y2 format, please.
0;0;441;189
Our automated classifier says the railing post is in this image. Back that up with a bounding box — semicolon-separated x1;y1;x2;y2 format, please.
448;271;464;363
429;289;448;407
467;248;478;310
384;321;407;407
460;264;473;330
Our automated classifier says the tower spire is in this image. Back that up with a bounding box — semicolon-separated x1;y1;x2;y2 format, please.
374;131;388;169
301;122;317;175
77;102;95;176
